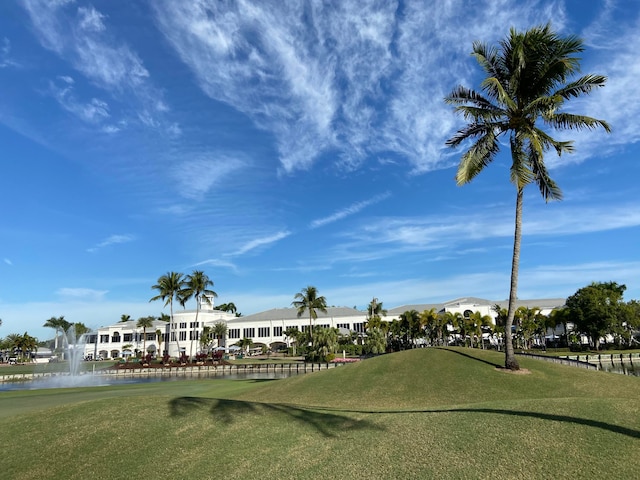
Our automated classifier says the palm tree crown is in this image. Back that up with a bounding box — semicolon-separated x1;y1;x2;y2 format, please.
181;270;217;311
445;24;610;369
292;286;328;346
150;272;185;355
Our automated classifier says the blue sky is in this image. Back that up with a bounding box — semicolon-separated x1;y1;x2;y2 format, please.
1;0;639;340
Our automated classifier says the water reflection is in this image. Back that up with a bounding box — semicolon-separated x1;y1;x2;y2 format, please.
0;370;300;392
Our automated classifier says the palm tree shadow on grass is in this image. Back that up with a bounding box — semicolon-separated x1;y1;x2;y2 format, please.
310;405;640;440
168;397;383;438
436;347;503;368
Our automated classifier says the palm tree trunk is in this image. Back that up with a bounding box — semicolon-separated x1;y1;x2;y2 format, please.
190;299;200;362
504;187;523;370
171;300;181;359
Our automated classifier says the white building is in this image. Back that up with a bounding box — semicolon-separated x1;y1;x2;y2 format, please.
83;296;566;360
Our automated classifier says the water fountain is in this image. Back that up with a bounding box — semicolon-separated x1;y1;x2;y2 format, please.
31;326;106;389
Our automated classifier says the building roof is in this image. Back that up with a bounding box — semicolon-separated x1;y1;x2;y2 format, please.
228;306;365;324
387;297;566;316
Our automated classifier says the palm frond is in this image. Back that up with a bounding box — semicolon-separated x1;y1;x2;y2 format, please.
455;131;499;185
554;74;608;99
445;86;496;109
547;113;612;132
530;126;575;156
527;142;563;201
509;135;533;188
445;122;501;148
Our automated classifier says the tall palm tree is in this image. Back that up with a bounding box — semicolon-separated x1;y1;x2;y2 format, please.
445;24;610;369
43;316;71;354
120;314;131;323
137;316;155;356
292;286;327;347
366;297;388;331
181;270;217;360
150;272;185;357
468;311;493;349
200;326;214;353
213;321;228;349
284;326;301;356
155;329;164;357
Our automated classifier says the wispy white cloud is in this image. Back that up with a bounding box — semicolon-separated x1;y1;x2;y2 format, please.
322;201;640;265
49;75;112;124
22;0;174;134
87;234;135;253
56;287;108;301
152;0;575;174
172;155;247;200
3;258;12;266
310;191;391;229
228;230;291;256
193;258;239;273
0;37;19;68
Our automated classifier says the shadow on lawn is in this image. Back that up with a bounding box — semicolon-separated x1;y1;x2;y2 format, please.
446;408;640;439
316;405;640;440
169;397;383;438
436;347;503;368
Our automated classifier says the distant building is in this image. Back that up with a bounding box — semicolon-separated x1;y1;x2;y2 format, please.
83;296;566;359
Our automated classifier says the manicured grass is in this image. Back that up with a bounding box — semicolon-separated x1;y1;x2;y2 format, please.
0;348;638;479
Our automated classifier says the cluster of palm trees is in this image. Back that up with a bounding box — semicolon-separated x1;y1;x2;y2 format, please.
364;305;495;351
0;332;38;362
149;270;217;358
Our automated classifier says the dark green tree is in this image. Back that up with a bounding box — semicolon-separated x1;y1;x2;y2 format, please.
445;24;610;369
566;282;626;350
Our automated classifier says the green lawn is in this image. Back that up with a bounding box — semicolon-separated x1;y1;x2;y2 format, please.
0;347;638;479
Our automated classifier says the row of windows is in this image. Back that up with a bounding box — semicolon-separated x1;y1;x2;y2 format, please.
98;333;165;343
96;323;360;342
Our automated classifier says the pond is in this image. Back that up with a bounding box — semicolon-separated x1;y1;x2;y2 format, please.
0;370;302;392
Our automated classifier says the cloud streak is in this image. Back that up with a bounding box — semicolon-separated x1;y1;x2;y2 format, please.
87;234;135;253
310;192;391;229
228;230;291;256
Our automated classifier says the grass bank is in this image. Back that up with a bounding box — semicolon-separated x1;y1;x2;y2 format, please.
0;347;638;479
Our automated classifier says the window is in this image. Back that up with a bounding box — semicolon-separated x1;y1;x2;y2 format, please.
243;328;255;338
171;332;176;342
258;327;270;337
189;331;200;340
318;324;330;329
179;322;187;329
285;326;299;332
86;334;97;344
123;333;133;342
146;333;155;341
228;329;240;339
111;333;121;343
337;323;350;330
100;335;109;343
179;331;187;341
301;325;310;333
353;322;365;333
190;322;199;328
273;326;283;337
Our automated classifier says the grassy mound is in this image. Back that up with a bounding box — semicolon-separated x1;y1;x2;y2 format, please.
238;347;639;409
0;348;638;479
